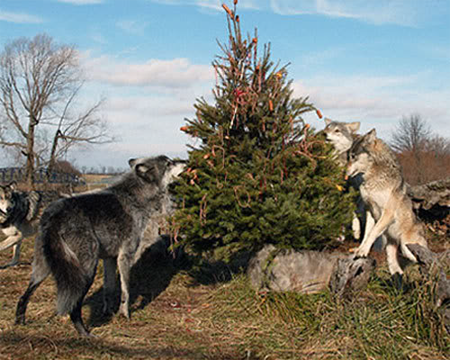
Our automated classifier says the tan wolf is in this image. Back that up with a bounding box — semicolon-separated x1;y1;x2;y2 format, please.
322;118;382;246
346;128;428;278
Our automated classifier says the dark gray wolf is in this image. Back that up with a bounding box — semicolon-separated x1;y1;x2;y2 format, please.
347;129;428;278
0;182;41;269
15;156;185;337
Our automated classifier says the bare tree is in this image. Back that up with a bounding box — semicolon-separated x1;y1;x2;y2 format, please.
46;91;112;176
0;34;113;187
391;114;450;185
426;134;450;157
390;114;431;153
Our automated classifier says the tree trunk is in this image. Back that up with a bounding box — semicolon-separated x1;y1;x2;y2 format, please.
47;130;61;180
25;122;36;189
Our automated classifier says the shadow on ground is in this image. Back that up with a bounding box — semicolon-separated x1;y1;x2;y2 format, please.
84;235;190;329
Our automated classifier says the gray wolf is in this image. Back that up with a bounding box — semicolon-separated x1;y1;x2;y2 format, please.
323;118;360;167
15;155;185;337
0;182;41;269
323;118;375;242
347;129;428;278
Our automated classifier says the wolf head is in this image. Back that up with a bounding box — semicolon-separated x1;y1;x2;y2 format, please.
128;155;186;189
347;129;403;183
323;118;360;155
346;128;377;178
0;181;17;220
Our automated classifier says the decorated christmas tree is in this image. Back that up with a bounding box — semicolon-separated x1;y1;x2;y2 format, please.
171;2;356;261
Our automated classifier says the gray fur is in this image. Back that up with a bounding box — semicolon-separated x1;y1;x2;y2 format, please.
323;119;387;252
15;155;185;337
0;182;41;268
323;118;360;166
347;129;428;277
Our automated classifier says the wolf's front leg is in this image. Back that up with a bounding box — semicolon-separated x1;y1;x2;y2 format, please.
117;249;133;319
102;257;118;315
354;208;394;258
0;232;23;268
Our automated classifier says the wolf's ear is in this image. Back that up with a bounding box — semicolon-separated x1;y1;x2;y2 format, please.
128;158;137;168
324;118;332;126
364;128;377;144
8;181;17;191
347;122;360;133
136;164;158;183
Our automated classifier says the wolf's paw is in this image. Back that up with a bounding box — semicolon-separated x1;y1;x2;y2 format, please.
118;304;130;319
15;315;25;325
353;247;370;259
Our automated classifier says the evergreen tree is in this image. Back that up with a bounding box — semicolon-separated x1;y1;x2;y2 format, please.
172;2;356;261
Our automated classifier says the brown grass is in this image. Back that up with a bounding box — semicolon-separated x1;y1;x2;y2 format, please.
1;232;449;360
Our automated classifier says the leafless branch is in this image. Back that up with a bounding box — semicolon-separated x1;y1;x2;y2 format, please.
0;34;113;186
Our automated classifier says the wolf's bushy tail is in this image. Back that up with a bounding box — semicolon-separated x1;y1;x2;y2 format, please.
41;224;95;315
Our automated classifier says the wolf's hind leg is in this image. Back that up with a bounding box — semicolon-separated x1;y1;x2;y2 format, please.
15;254;51;325
386;242;405;289
386;242;403;276
70;278;96;337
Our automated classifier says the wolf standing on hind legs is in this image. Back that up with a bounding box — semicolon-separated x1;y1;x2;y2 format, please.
346;129;428;283
323;118;379;244
15;156;185;337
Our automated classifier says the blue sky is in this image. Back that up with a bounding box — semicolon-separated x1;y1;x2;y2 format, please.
1;0;449;170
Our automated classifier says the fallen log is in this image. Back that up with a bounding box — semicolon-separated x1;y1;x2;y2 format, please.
247;245;376;296
408;178;450;210
407;179;450;227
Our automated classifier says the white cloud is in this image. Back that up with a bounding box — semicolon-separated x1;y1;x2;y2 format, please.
69;92;197;168
269;0;421;26
152;0;427;26
72;53;216;167
295;73;450;140
0;9;43;24
116;20;149;35
149;0;221;11
83;54;214;88
149;0;260;12
55;0;104;4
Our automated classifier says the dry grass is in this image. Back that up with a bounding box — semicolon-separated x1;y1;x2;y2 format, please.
1;232;449;359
